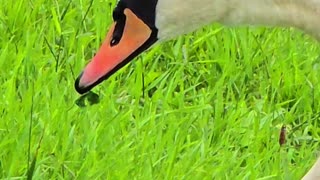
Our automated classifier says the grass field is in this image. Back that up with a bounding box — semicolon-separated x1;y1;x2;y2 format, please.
1;0;320;179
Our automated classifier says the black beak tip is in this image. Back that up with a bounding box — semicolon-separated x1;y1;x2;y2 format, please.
74;72;91;95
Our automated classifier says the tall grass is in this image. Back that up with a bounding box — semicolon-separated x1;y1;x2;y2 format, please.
0;0;319;179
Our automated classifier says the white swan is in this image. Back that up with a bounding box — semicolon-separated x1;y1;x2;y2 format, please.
75;0;320;93
74;1;320;179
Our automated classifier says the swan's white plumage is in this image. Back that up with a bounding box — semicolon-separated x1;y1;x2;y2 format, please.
155;0;320;41
155;1;320;179
303;156;320;180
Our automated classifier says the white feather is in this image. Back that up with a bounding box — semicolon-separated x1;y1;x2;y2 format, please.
155;0;320;40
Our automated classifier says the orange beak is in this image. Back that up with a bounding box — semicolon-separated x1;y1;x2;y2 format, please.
75;8;156;94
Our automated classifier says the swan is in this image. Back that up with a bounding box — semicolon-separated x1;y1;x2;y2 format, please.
74;0;320;179
75;0;320;93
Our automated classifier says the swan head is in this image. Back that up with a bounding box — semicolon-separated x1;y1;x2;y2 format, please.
75;0;225;94
75;0;159;94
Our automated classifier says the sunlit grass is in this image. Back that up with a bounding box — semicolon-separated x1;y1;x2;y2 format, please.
0;0;319;179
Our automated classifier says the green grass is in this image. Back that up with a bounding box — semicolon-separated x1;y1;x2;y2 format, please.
0;0;319;179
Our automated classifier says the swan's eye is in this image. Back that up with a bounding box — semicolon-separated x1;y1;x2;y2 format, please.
110;12;126;47
110;3;126;47
110;36;120;46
